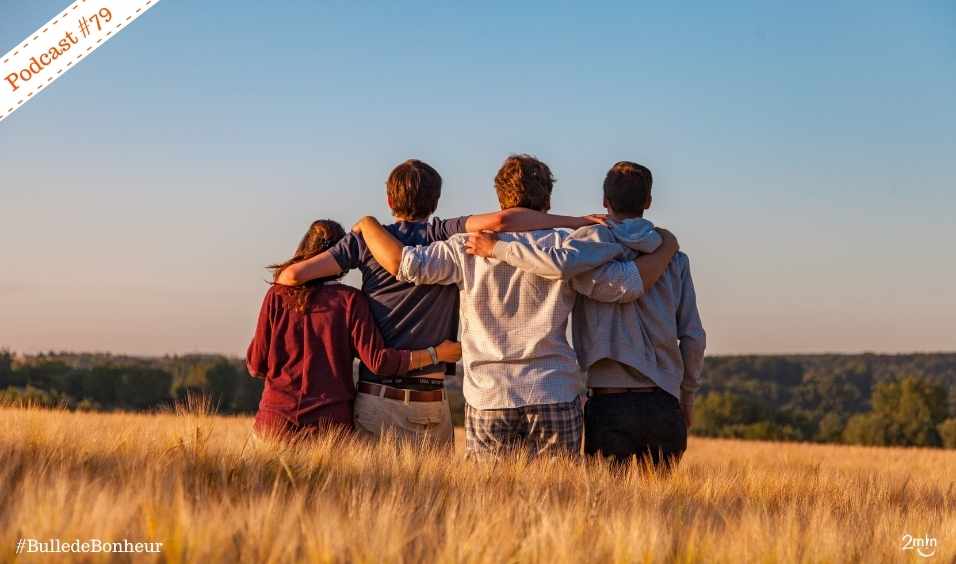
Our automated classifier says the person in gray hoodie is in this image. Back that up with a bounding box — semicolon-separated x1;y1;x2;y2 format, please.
464;161;705;469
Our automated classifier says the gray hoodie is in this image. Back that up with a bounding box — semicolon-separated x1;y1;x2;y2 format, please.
491;218;706;404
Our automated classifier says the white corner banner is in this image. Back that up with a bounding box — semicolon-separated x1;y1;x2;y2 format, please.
0;0;161;124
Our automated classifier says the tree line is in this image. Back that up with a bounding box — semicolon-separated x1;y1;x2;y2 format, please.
0;350;262;414
694;354;956;448
1;350;954;448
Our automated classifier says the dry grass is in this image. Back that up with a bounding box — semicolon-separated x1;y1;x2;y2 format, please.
1;404;954;563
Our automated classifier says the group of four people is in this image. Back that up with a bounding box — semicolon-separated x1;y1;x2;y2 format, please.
246;154;705;468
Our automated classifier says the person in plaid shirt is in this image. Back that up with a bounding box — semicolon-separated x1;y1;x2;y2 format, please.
351;155;679;458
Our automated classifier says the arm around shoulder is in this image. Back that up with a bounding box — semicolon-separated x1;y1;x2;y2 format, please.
397;239;464;286
484;231;625;280
276;251;343;286
464;208;606;233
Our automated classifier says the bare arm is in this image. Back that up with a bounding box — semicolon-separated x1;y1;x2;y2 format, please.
634;229;679;293
464;208;606;233
406;341;463;372
355;216;463;286
276;251;343;286
352;216;405;276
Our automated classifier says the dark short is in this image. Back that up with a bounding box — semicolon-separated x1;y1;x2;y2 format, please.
584;389;687;469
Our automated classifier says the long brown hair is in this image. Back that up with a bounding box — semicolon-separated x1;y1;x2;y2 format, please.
268;219;346;311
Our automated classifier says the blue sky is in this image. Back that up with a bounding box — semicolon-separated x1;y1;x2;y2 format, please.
1;0;954;355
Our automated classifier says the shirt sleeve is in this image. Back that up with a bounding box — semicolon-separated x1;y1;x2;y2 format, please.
490;232;625;280
428;216;470;241
569;259;645;303
397;240;464;286
676;255;706;404
245;289;275;379
326;232;363;272
346;291;411;376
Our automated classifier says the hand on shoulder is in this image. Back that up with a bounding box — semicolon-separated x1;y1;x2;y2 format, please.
464;230;498;258
655;227;679;254
351;216;381;235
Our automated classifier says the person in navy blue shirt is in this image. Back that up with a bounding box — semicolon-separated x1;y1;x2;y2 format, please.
277;159;603;446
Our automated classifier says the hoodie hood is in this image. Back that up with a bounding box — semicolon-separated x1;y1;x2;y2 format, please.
607;217;661;254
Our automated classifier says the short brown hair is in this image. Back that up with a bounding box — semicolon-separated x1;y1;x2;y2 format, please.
603;161;652;215
386;159;442;219
494;154;554;211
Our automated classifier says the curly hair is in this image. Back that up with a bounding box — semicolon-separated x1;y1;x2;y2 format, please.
494;154;554;212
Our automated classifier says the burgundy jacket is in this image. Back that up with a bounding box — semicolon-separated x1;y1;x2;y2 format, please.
246;283;410;429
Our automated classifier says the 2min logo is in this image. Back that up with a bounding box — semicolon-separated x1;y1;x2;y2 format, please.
901;534;938;558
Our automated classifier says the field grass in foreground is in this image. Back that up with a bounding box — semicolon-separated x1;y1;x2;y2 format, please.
1;406;954;563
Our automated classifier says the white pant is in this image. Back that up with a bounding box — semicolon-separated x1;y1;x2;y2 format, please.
353;389;454;447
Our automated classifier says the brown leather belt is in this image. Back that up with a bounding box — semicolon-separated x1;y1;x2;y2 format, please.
591;387;658;396
358;381;445;403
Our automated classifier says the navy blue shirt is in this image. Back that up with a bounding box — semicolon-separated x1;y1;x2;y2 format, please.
327;216;469;385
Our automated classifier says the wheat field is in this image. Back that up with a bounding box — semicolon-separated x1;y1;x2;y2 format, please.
1;404;954;564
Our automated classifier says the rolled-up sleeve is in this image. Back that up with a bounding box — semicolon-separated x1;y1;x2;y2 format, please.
397;240;463;286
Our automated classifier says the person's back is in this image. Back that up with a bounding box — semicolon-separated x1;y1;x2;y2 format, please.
377;155;660;458
248;283;408;437
571;218;704;401
573;214;704;469
330;216;466;380
246;219;462;442
553;162;705;468
413;229;594;409
473;161;705;468
274;159;613;447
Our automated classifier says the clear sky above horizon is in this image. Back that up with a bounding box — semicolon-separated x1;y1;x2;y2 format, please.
1;1;954;357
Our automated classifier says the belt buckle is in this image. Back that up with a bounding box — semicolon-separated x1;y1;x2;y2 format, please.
403;388;411;405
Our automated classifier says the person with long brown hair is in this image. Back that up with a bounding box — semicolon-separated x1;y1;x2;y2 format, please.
246;219;461;440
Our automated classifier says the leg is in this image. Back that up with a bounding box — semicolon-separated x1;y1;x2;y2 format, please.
253;410;317;445
523;400;584;458
354;390;454;447
404;398;454;447
464;404;521;459
584;391;686;471
640;391;687;470
584;394;640;466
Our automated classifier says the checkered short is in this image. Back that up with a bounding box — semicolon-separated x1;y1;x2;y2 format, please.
465;399;584;458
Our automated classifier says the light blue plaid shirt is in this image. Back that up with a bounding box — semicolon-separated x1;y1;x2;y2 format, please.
397;228;645;410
